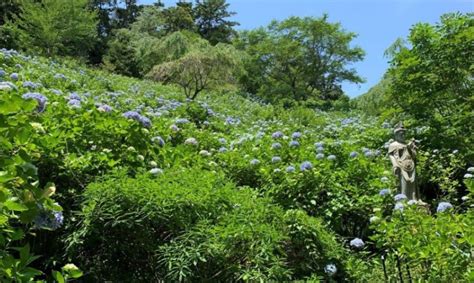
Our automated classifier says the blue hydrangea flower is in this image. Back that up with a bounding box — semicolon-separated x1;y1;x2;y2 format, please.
22;81;39;89
123;111;151;128
300;161;313;171
271;142;282;150
68;92;81;101
138;116;151;128
250;159;260;165
0;69;5;77
271;156;281;163
349;151;358;158
289;140;300;147
394;193;407;202
324;264;337;276
394;202;404;211
349;238;364;249
379;189;391;196
10;73;18;81
219;147;228;153
22;92;47;112
286;165;295;173
51;89;62;95
316;153;325;160
218;138;226;144
364;150;374;158
314;142;324;147
291;132;302;139
316;146;324;153
327;155;336;161
175;118;190;124
152;136;165;146
54;73;67;80
436;202;453;213
68;99;81;108
272;131;284;139
34;210;63;230
97;104;112;112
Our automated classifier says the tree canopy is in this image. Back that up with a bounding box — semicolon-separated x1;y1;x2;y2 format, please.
8;0;98;58
234;15;365;103
388;12;473;152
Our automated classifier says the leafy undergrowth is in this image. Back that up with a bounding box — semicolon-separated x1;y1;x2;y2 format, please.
1;49;473;281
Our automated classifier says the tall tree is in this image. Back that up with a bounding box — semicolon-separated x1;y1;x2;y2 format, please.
11;0;98;58
194;0;238;44
160;1;196;34
147;39;242;99
388;12;474;152
234;15;365;102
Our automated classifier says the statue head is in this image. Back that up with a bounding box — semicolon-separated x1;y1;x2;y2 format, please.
394;122;406;142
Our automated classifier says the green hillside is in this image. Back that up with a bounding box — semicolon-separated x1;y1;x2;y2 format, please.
1;48;473;281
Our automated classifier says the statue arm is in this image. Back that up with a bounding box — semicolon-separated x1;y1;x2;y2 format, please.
389;154;401;176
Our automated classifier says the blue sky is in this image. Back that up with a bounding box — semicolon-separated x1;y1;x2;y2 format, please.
141;0;473;97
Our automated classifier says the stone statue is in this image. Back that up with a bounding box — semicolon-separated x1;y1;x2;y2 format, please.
388;122;420;200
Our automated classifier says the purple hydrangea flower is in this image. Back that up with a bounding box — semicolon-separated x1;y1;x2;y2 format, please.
271;156;281;163
97;104;113;112
54;73;67;80
379;189;391;196
350;238;365;249
68;99;81;108
34;210;63;230
218;138;226;144
316;153;325;160
394;202;404;211
0;69;5;77
219;147;228;153
291;132;302;139
394;194;407;202
300;161;313;171
22;92;47;112
289;140;300;147
175;118;190;124
316;146;324;153
138;116;151;128
22;81;39;89
123;111;151;128
68;92;81;101
349;151;358;158
10;73;18;81
271;142;282;150
364;151;374;158
436;202;453;213
250;159;260;165
151;136;165;146
272;131;284;139
286;165;295;173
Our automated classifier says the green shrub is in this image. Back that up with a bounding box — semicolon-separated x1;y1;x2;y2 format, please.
67;169;350;281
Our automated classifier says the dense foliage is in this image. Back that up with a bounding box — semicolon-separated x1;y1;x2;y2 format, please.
0;2;472;281
234;15;365;103
1;47;472;281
